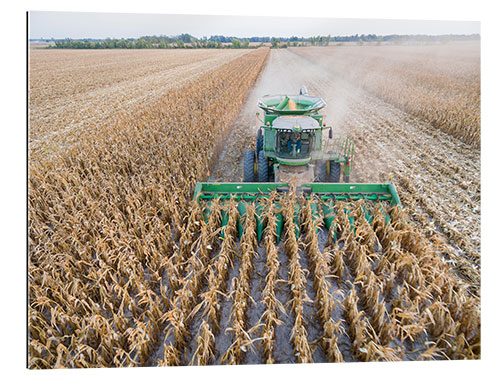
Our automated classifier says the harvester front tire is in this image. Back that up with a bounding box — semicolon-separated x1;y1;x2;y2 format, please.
317;161;329;182
244;150;256;182
256;129;263;154
329;162;341;182
258;150;269;182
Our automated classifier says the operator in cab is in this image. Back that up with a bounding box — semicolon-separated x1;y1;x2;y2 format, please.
287;126;302;154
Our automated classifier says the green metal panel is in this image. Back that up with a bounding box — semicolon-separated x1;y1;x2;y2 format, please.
276;96;290;110
311;114;323;126
293;203;300;239
220;209;229;238
264;128;276;151
387;184;401;205
276;158;311;166
194;182;401;206
255;202;264;243
275;205;283;242
264;114;278;125
344;164;351;177
347;209;355;235
313;129;322;151
311;203;320;235
237;202;247;239
322;202;334;230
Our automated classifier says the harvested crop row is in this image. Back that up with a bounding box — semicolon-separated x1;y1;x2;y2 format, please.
282;195;313;363
221;204;258;364
28;47;269;369
301;201;343;362
158;203;221;366
258;195;285;363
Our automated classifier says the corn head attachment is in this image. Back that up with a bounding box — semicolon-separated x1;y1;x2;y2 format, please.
194;182;401;242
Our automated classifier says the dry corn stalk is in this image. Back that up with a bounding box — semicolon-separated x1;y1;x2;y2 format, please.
301;200;343;362
282;195;313;363
257;196;285;363
222;204;257;365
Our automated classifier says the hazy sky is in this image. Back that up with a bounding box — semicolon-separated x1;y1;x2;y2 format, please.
29;11;480;39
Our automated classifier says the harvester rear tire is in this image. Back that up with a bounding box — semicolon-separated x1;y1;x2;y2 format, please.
256;129;263;154
329;162;341;182
343;174;350;183
258;150;269;182
244;150;256;182
317;161;329;182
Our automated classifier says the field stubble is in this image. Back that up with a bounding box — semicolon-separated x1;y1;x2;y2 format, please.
29;49;250;148
295;43;480;147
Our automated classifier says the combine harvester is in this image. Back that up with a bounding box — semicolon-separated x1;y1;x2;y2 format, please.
194;87;400;240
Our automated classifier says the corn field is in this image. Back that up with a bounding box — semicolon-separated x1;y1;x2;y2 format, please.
28;44;480;368
30;189;479;367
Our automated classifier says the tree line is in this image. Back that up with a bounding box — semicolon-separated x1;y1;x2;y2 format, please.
48;33;480;49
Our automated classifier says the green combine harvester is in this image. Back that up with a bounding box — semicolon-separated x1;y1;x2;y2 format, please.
246;86;353;183
194;87;401;239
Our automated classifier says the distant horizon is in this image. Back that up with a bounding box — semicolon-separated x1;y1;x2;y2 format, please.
28;32;481;43
29;11;480;40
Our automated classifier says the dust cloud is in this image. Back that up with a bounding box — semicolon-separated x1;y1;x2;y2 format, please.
210;48;367;181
